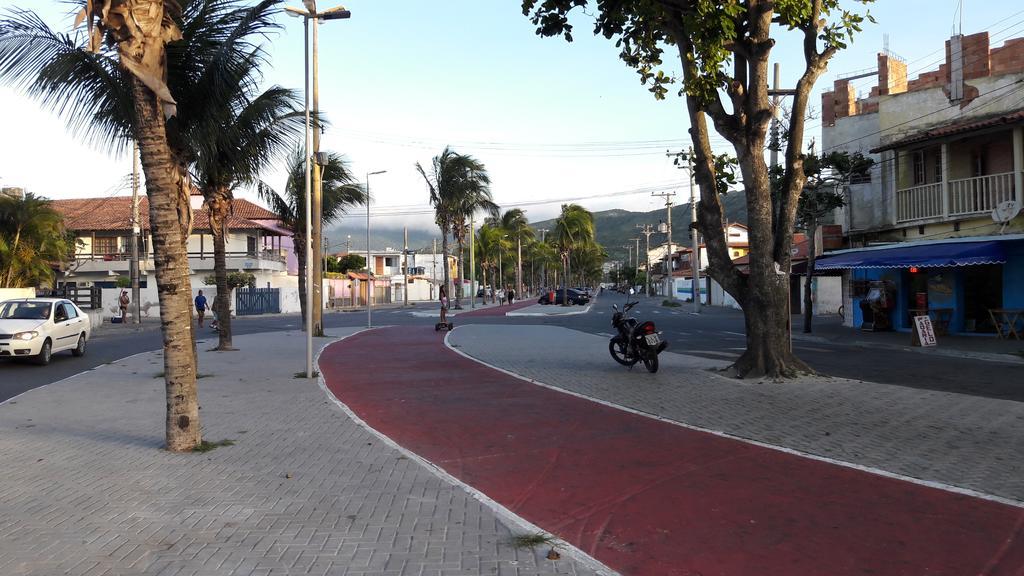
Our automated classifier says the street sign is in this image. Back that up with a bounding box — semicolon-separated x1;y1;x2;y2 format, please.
913;315;937;347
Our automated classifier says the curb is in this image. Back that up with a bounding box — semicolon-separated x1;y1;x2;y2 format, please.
507;303;593;317
791;333;1024;365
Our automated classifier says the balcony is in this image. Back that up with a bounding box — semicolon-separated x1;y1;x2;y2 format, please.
896;172;1020;223
71;249;288;275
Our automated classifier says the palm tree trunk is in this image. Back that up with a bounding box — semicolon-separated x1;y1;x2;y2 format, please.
132;77;200;452
208;191;233;350
440;231;451;303
454;240;465;309
294;234;307;327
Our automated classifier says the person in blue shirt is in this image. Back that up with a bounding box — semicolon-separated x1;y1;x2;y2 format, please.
194;290;208;327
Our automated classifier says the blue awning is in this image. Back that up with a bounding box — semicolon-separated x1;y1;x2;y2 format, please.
815;240;1007;270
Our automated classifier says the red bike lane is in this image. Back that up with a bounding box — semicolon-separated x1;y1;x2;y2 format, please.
320;325;1024;576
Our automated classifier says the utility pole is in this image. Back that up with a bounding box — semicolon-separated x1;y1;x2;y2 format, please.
652;188;675;301
431;238;437;300
767;63;799;351
130;141;141;323
516;234;523;299
310;16;324;337
636;224;655;297
469;214;475;309
538;228;549;289
667;149;701;312
403;226;409;307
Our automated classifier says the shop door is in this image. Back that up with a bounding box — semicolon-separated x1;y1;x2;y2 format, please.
963;265;1002;332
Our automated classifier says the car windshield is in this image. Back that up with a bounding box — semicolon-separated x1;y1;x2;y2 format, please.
0;301;51;320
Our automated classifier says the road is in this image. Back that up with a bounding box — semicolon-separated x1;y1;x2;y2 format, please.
3;295;1022;403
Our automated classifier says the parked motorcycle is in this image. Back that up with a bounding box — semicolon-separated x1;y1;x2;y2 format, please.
608;295;668;373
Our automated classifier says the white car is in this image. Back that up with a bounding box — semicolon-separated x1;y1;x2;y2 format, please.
0;298;91;365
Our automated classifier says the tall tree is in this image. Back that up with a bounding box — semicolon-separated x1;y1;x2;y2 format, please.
194;85;304;350
0;0;209;450
0;193;71;288
524;0;874;377
553;203;595;305
418;146;497;308
500;208;533;296
259;147;365;327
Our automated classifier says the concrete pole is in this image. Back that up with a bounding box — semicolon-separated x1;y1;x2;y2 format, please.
366;173;372;328
311;16;325;337
130;141;141;323
302;16;313;377
403;226;409;307
431;238;436;300
516;235;523;298
689;151;701;313
469;214;475;309
666;198;673;300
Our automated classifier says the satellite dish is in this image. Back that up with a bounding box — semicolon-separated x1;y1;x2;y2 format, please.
992;200;1021;234
992;200;1021;224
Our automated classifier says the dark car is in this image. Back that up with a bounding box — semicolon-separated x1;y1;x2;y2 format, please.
538;288;590;305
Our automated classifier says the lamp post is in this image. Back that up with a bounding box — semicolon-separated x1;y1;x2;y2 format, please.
366;170;386;328
286;1;350;377
538;228;548;289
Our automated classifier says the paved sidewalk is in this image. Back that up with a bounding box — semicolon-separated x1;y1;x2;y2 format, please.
319;326;1024;576
449;325;1024;502
408;300;531;318
0;331;600;575
505;303;592;317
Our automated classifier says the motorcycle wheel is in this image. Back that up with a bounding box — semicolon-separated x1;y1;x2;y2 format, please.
608;337;632;366
641;350;659;373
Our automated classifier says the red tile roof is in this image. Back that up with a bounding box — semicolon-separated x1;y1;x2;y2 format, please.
871;109;1024;152
52;196;285;234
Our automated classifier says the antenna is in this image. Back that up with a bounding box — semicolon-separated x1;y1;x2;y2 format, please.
883;33;889;55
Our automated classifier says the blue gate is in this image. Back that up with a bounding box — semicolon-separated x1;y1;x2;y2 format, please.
235;287;280;316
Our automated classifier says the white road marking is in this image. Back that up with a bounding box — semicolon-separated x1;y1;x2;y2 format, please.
723;331;746;337
596;332;615;338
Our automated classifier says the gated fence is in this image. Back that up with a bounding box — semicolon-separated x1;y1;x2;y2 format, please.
235;287;281;316
60;285;102;309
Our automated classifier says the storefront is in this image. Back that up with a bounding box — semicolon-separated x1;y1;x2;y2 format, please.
815;236;1024;334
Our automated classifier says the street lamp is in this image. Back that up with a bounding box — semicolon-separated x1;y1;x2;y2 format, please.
286;2;351;378
366;170;386;328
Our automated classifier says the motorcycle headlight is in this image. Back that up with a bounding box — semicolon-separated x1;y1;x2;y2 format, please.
13;331;39;341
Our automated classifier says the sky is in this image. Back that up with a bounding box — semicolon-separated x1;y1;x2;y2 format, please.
0;0;1020;244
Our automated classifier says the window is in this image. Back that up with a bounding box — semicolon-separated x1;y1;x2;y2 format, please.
934;149;942;183
54;304;68;322
94;236;119;255
246;236;257;256
912;151;925;185
64;302;78;319
971;150;986;177
385;257;396;267
850;170;872;185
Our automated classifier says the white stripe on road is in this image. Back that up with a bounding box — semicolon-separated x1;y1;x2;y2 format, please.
723;331;746;337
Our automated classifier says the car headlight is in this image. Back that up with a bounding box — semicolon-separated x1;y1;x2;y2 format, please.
12;331;38;341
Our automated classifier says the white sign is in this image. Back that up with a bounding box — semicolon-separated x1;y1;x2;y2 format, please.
913;315;937;347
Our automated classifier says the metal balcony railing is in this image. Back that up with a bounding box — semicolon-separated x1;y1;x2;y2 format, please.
896;171;1020;223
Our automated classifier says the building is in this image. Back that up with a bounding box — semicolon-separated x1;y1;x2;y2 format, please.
819;31;1024;334
329;248;457;303
52;192;293;317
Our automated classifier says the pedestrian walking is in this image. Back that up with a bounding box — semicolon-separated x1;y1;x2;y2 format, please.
118;290;130;321
438;286;449;325
195;290;209;327
509;287;516;305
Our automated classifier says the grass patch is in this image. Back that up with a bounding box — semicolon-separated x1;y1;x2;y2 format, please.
192;439;235;453
294;370;320;379
511;532;556;549
662;299;682;307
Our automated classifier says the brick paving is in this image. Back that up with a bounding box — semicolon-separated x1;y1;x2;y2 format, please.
0;331;604;576
447;324;1024;503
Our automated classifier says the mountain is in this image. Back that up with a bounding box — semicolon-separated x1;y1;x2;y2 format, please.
323;225;442;255
531;192;749;261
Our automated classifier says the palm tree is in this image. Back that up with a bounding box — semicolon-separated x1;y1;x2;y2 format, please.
0;0;286;451
195;85;304;350
0;193;71;288
499;208;533;297
553;203;595;305
474;223;503;305
418;146;497;309
259;147;365;327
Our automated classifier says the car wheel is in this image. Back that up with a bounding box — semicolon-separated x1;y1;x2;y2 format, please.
34;339;52;366
72;333;86;357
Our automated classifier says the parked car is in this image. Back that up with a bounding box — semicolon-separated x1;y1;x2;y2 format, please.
0;298;91;365
538;288;590;305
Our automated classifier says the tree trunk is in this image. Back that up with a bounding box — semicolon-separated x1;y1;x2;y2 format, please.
803;220;818;334
132;78;200;452
454;240;465;309
440;231;451;305
208;190;233;350
294;234;307;328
